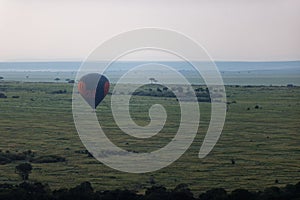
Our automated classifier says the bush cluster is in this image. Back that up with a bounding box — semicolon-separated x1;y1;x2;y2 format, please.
131;85;211;102
0;150;65;164
51;89;67;94
0;181;299;200
0;92;7;98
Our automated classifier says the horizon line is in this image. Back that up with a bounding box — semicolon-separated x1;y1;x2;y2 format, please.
0;59;300;63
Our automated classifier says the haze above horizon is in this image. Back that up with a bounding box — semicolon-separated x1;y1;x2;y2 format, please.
0;0;299;62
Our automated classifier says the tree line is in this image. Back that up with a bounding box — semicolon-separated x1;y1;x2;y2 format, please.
0;180;299;200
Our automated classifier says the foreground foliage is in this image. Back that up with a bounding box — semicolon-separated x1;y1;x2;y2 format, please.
0;181;299;200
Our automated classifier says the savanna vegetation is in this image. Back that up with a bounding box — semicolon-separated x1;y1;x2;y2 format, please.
0;81;299;198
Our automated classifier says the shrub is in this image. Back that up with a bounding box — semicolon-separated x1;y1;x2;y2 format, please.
15;163;32;181
254;104;262;109
0;155;11;164
0;151;31;164
51;89;67;94
230;189;255;200
199;188;227;200
31;155;66;163
0;93;7;98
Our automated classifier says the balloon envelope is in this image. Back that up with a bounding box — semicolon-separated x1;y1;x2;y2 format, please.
78;73;110;109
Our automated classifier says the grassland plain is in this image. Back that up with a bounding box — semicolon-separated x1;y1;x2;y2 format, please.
0;81;299;195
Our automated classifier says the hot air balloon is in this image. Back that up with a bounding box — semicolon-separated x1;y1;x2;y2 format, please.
77;73;110;109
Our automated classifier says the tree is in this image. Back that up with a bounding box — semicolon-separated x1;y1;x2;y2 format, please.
0;76;3;80
199;188;227;200
0;93;7;98
15;163;32;181
149;78;157;84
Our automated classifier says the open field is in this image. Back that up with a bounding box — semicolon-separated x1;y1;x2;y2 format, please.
0;82;299;194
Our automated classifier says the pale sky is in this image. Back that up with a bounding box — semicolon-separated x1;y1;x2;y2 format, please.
0;0;299;61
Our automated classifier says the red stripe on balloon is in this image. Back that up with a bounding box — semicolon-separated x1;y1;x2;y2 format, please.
104;81;110;96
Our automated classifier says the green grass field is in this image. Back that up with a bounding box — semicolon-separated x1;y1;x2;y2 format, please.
0;82;299;195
